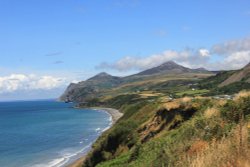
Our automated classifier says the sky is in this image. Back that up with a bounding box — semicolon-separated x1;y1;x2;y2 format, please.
0;0;250;101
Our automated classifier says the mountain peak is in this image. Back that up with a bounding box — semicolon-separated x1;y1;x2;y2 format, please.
157;61;178;67
136;61;191;76
161;60;177;65
194;67;208;72
88;72;112;80
96;72;111;77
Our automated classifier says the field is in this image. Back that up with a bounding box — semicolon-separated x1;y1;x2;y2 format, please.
175;89;209;96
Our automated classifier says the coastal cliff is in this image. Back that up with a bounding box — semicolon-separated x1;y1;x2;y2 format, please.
80;92;250;167
61;61;250;167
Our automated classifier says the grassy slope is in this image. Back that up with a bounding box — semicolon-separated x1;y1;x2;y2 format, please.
82;92;250;167
74;70;250;104
198;71;250;95
100;71;250;100
72;73;213;103
77;71;250;167
77;73;214;109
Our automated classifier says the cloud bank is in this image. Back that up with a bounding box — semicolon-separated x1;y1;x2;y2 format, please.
0;74;66;94
96;37;250;71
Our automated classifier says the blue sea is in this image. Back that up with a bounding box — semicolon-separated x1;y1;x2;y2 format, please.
0;100;112;167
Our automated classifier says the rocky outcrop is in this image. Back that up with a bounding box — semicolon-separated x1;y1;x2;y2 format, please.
59;72;122;102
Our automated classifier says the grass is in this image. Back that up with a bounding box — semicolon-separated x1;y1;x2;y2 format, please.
82;91;250;167
100;73;212;100
64;65;250;166
184;124;250;167
139;91;164;98
175;89;209;96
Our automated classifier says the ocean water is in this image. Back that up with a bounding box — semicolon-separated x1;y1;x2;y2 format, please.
0;100;111;167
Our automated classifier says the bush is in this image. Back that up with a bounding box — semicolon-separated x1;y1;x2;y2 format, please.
221;96;250;123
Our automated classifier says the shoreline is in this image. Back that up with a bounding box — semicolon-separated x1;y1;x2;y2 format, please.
66;107;123;167
91;107;123;124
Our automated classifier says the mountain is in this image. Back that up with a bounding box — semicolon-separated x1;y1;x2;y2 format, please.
88;72;118;81
59;72;122;102
193;67;210;73
219;63;250;87
58;62;250;167
60;61;212;102
135;61;209;76
85;72;122;87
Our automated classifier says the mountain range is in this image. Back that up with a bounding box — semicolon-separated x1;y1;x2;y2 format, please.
59;61;250;167
60;61;250;102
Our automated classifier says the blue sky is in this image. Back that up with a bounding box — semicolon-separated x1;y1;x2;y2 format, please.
0;0;250;100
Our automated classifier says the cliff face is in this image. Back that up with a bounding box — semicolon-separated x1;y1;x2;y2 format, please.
82;92;250;167
59;83;78;102
59;72;122;102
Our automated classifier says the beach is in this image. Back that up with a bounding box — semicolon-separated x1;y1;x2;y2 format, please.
67;108;123;167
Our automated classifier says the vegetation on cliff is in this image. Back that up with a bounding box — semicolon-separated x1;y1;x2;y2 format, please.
81;91;250;167
62;61;250;167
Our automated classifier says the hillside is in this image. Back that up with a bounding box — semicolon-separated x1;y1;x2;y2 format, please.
60;61;213;102
80;91;250;167
219;63;250;87
198;63;250;95
60;72;122;102
61;61;250;103
61;62;250;167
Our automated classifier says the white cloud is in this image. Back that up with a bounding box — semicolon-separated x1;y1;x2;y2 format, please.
223;51;250;69
96;49;210;71
211;37;250;55
97;37;250;71
199;49;210;57
0;74;66;94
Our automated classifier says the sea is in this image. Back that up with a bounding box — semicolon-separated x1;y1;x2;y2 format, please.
0;100;112;167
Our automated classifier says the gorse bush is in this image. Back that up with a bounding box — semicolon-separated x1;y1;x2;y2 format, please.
221;96;250;123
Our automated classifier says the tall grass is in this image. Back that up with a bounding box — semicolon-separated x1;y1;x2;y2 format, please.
183;124;250;167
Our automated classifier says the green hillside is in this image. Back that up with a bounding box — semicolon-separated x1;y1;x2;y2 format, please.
198;70;250;95
82;92;250;167
60;61;214;102
61;61;250;167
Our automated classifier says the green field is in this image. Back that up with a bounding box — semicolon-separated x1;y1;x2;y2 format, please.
175;89;209;96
